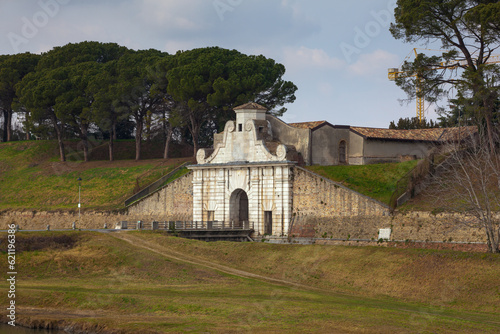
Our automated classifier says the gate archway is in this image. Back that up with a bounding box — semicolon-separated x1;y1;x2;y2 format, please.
230;189;248;227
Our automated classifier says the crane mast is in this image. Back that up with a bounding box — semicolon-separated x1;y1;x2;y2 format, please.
388;48;500;123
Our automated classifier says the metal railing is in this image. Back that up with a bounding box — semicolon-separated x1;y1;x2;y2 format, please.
389;149;441;210
115;220;254;231
124;162;191;207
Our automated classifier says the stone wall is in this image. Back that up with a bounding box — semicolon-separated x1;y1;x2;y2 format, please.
1;172;194;230
267;115;311;165
290;166;390;237
311;125;350;165
0;210;131;230
292;167;390;218
289;167;487;244
127;171;193;220
1;164;490;245
308;212;487;243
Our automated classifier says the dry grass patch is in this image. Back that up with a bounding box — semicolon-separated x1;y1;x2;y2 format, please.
1;231;499;333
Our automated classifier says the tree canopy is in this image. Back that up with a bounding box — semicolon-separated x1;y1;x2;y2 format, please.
0;52;40;142
3;42;297;161
389;117;439;129
390;0;500;150
164;47;297;154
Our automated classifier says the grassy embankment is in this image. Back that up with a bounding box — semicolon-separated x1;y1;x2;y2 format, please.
1;140;419;212
0;140;193;211
307;160;418;205
0;231;498;333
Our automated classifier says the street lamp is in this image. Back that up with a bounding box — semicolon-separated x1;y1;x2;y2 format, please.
77;177;82;223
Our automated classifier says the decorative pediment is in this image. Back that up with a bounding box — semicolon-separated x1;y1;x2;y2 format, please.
195;103;296;165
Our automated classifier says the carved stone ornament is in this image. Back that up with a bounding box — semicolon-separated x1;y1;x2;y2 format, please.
276;144;287;160
196;149;207;164
226;121;235;133
245;119;254;132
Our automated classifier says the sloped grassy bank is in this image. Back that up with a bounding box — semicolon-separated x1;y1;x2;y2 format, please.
0;140;193;211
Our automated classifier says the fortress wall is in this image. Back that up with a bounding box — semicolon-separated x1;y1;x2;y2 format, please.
0;166;490;245
126;171;193;220
290;167;487;243
292;167;390;217
295;213;486;243
0;172;194;230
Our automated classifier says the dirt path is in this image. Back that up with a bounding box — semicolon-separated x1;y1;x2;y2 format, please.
110;232;319;291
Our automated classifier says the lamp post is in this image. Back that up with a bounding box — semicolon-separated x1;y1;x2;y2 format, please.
77;177;82;223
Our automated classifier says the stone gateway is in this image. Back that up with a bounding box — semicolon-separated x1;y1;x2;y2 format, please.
189;103;296;235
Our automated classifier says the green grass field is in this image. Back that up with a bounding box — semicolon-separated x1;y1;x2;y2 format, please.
0;231;498;333
0;140;193;211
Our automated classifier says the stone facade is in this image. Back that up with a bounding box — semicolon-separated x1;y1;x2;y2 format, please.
283;122;477;166
190;103;297;236
190;163;294;235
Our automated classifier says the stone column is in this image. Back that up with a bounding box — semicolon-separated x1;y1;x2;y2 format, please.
281;166;292;236
274;166;283;235
215;168;226;222
192;170;204;222
249;167;261;233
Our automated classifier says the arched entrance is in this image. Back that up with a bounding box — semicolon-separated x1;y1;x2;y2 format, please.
230;189;248;228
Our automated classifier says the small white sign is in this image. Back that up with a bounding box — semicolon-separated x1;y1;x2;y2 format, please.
378;228;391;240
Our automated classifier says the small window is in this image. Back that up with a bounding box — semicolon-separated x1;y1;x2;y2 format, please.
258;126;264;133
238;124;243;132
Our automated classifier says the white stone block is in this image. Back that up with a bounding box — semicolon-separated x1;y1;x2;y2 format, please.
378;228;391;240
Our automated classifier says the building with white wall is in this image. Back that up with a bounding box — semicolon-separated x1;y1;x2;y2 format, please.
189;103;298;235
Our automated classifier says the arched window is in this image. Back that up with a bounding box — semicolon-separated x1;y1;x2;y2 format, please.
339;140;347;164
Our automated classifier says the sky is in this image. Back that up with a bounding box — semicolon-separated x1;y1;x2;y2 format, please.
0;0;445;128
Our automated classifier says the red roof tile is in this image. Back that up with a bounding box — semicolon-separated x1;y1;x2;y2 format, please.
350;126;477;142
288;121;328;130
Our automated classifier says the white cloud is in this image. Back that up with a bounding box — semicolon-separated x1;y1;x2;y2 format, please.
138;0;207;31
347;49;399;76
283;46;345;71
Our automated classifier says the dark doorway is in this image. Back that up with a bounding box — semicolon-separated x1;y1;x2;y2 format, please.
207;210;215;222
230;189;248;227
339;140;347;164
264;211;273;235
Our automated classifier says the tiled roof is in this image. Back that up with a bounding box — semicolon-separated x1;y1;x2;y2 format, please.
350;126;477;142
288;121;328;130
234;102;267;111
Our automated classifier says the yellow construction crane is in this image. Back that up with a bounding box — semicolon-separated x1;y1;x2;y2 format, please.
388;48;500;123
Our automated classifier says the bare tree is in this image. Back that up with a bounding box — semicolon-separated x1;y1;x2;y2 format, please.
431;129;499;253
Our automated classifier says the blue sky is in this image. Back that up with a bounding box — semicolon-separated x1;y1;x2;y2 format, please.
0;0;443;128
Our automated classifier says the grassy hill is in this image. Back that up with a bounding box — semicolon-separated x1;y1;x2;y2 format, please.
0;140;194;211
307;160;418;205
0;140;420;211
0;231;498;333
